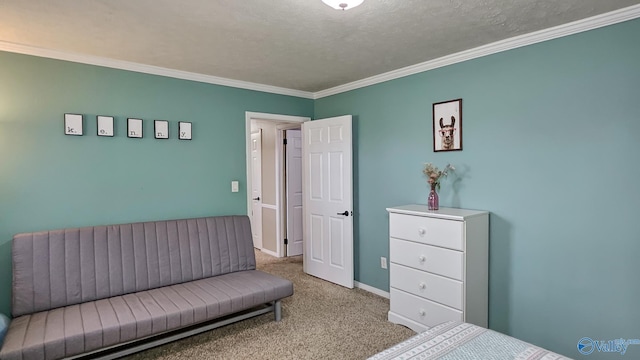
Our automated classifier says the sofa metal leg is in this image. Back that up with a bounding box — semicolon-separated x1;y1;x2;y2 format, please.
274;300;282;321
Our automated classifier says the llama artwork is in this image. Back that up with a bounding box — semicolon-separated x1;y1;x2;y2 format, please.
439;116;456;150
432;99;462;152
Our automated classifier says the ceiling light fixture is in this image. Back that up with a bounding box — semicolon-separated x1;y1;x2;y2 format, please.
322;0;364;10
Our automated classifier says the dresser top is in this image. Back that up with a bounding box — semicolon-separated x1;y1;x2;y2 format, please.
386;204;488;220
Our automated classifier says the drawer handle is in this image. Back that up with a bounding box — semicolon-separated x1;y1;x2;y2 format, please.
419;282;426;290
418;228;426;236
419;309;426;317
418;255;426;263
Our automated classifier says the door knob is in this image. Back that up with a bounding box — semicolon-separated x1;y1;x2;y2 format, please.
253;197;260;201
337;211;349;216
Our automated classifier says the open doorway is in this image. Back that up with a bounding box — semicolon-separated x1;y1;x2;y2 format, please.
245;112;310;258
248;112;356;290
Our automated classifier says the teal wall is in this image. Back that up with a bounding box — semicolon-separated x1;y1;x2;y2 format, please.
315;19;640;358
2;17;639;360
0;52;313;316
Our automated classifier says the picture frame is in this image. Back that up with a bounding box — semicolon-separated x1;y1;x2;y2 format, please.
64;113;83;136
127;118;143;138
432;98;462;152
154;120;169;139
97;115;115;137
179;121;192;140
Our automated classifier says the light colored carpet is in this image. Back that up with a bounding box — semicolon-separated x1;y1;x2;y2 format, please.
124;250;415;360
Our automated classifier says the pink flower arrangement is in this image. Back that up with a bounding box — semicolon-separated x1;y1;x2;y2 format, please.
423;163;455;190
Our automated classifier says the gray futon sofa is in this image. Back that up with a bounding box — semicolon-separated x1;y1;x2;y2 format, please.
0;215;293;360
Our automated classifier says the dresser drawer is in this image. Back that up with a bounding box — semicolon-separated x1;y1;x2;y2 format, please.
389;213;463;250
390;263;463;310
389;288;463;328
390;238;463;280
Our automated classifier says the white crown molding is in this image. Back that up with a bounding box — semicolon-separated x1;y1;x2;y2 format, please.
2;4;638;100
314;4;640;99
0;41;315;99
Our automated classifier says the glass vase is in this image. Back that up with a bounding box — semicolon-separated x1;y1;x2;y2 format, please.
428;183;439;210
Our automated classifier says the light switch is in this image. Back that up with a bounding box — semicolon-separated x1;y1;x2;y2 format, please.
231;181;239;193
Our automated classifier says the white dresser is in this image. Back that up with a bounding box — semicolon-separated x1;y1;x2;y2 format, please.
387;205;489;332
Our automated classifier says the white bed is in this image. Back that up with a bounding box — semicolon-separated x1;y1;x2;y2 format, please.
369;321;571;360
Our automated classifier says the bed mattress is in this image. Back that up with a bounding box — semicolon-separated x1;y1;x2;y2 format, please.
369;321;571;360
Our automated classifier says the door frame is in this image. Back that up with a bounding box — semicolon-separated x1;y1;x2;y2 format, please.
245;112;310;257
277;125;303;257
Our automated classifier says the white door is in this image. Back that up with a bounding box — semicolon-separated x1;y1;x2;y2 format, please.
251;130;263;249
302;115;353;288
286;129;303;256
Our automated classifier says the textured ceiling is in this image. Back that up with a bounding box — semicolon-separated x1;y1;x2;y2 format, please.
1;0;639;92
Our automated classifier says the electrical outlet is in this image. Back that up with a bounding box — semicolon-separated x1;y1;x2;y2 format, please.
380;257;387;269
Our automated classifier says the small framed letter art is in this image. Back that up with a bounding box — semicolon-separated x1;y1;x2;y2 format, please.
179;122;192;140
97;116;114;137
64;113;83;136
432;99;462;152
127;118;143;138
154;120;169;139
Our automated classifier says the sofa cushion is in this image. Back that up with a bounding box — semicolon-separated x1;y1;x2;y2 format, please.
12;216;256;317
0;270;292;360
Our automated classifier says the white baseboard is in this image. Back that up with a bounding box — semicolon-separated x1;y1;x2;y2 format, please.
355;281;390;299
259;248;279;258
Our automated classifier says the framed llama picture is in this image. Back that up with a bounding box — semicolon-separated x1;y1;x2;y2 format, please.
432;98;462;152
